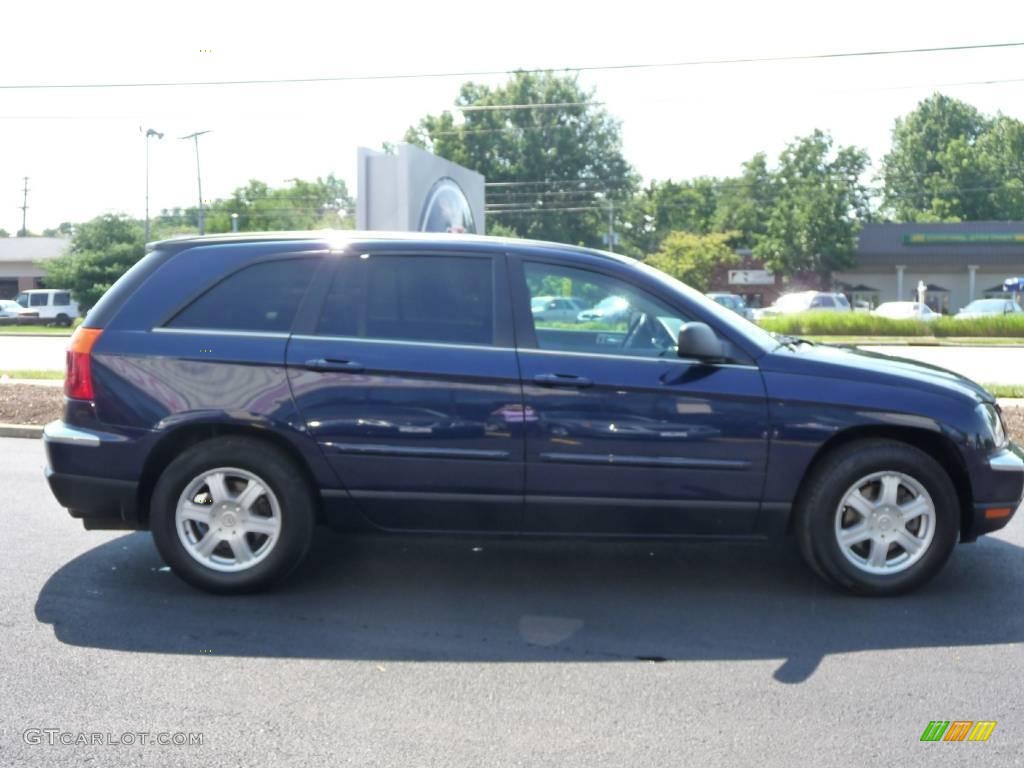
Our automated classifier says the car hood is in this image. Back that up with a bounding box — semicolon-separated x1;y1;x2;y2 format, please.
762;343;995;404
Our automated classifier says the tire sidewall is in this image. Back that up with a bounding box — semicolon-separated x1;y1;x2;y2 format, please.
150;438;315;593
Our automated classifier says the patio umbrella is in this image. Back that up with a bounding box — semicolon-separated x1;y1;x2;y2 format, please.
1004;277;1024;293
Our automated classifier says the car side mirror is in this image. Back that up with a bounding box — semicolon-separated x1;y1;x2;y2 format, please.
677;322;725;362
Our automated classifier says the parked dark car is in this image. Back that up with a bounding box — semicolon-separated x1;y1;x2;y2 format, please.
44;232;1023;595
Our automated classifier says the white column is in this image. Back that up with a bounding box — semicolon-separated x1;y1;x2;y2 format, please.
896;265;906;300
968;264;978;301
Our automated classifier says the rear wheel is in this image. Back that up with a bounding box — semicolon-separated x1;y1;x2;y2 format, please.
796;439;959;595
150;437;316;593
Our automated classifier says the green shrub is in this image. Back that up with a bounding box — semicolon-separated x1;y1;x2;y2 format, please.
757;311;1024;338
70;317;83;330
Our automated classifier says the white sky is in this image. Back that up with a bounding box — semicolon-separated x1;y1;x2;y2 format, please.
2;0;1024;234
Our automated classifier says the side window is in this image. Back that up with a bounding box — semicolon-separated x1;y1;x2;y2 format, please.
318;254;495;345
30;293;48;306
811;295;834;308
54;292;70;307
523;262;689;358
167;258;318;332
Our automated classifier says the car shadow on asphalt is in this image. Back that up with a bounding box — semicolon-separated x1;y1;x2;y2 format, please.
34;530;1024;684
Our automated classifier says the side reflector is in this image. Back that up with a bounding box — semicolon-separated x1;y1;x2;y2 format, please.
985;507;1012;519
65;327;103;401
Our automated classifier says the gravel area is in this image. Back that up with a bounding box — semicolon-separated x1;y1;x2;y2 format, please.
1;382;1023;443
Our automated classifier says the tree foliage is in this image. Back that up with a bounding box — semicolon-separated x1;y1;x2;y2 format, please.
881;94;1024;221
42;215;144;310
646;231;739;293
406;71;636;246
157;175;354;236
754;130;871;277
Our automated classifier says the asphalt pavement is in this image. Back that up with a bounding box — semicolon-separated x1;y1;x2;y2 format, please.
1;437;1022;767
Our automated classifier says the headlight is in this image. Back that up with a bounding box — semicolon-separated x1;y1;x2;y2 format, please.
977;403;1008;449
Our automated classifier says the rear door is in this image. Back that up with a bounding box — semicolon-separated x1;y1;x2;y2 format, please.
510;255;769;536
286;248;524;532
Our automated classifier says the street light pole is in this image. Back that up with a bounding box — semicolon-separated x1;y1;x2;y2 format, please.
179;130;211;235
142;128;164;243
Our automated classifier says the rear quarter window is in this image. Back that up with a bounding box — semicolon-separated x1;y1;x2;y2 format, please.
167;258;319;333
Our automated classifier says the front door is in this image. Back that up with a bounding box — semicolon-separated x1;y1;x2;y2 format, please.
287;249;524;532
511;257;768;536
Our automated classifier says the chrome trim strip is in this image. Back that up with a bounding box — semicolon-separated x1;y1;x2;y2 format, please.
323;442;510;460
525;495;758;510
538;451;751;470
41;420;120;447
520;348;759;369
349;490;521;503
290;334;510;353
989;447;1024;472
151;327;290;339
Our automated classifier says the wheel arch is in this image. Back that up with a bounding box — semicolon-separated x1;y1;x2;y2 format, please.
789;425;973;538
137;421;325;526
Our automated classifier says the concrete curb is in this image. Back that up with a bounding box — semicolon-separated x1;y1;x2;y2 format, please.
0;423;43;439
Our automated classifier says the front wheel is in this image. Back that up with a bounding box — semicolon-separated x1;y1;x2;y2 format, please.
796;439;960;595
150;437;316;593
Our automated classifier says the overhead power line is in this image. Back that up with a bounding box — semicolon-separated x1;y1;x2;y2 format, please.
1;41;1021;90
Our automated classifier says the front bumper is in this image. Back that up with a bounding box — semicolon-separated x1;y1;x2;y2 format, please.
967;442;1024;540
43;420;142;530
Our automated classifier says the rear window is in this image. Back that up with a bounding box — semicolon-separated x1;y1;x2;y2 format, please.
168;258;318;333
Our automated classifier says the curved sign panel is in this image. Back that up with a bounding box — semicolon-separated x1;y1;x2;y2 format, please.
419;177;477;234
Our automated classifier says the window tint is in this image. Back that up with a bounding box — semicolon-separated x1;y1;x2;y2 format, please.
524;262;690;358
317;254;495;345
811;295;834;308
30;293;48;306
54;292;70;307
168;258;318;332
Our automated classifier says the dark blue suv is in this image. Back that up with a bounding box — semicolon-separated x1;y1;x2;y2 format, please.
43;232;1023;594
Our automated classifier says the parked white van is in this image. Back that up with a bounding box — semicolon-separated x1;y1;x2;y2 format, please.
15;289;80;326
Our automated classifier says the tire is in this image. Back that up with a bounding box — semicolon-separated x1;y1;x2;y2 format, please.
56;314;70;327
150;436;316;593
795;439;959;596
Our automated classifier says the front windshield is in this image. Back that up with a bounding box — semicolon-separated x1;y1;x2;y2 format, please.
14;292;28;308
962;299;1005;312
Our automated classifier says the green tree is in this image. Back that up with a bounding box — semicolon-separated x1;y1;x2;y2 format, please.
406;71;636;246
620;178;720;257
42;222;74;237
646;231;739;292
755;130;871;280
0;229;9;238
714;153;776;248
41;215;144;311
881;94;992;220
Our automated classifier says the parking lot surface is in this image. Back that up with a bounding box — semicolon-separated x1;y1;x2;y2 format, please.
1;437;1022;766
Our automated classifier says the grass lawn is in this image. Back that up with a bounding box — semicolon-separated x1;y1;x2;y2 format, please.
802;336;1024;346
0;369;64;380
0;325;72;335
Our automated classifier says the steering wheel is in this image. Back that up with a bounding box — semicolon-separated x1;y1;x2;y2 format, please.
621;312;653;351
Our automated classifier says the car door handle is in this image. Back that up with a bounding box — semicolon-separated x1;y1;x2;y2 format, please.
533;373;593;388
304;358;365;373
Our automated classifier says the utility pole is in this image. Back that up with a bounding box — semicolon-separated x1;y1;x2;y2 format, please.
19;177;29;237
179;130;211;234
142;128;164;242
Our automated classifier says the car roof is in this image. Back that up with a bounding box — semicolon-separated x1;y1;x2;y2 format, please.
148;229;630;265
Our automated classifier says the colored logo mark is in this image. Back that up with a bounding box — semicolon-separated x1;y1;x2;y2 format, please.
920;720;996;742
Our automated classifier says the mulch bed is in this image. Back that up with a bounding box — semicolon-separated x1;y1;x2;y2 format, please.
0;384;64;425
2;382;1023;445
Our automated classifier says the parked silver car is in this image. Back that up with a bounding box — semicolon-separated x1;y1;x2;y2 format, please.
531;296;587;323
955;298;1024;320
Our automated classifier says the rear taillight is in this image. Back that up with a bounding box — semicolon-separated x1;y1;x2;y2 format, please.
65;327;103;400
